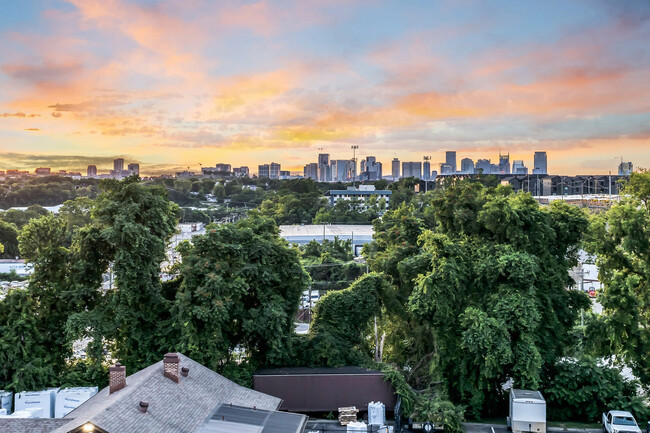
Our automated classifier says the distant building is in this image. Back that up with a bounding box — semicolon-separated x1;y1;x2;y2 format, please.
533;151;547;175
439;163;453;175
475;159;492;174
279;170;291;179
35;167;51;175
618;161;633;176
423;160;431;180
270;162;281;180
512;160;527;175
0;259;32;276
460;158;474;174
446;151;457;173
359;156;382;181
402;161;422;178
128;163;139;175
87;165;97;177
114;158;124;173
391;158;400;179
303;163;318;180
331;160;352;182
318;153;331;182
326;185;391;213
233;166;249;177
215;163;232;173
258;164;270;178
498;153;510;174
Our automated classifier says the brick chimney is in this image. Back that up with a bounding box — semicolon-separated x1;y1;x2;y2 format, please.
109;362;126;394
163;353;180;383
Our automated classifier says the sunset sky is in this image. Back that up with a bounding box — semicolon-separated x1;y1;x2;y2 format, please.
1;0;649;175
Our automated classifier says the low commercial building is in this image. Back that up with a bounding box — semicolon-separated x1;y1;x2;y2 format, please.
325;185;391;211
279;224;373;255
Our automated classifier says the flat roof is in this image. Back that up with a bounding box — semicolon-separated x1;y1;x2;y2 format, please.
197;404;307;433
254;366;384;376
279;224;374;238
512;389;544;401
327;190;392;195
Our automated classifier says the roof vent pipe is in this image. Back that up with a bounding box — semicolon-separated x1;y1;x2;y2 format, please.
139;401;149;413
181;367;189;377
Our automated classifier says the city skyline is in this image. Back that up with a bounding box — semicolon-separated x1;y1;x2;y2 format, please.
1;1;649;175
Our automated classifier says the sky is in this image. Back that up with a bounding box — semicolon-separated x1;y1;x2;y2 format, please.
0;0;649;176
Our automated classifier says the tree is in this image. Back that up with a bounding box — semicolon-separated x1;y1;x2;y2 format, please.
364;181;590;416
586;170;650;385
88;177;179;370
173;215;309;373
0;220;19;258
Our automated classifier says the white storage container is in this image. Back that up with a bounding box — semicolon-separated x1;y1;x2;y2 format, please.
347;421;368;432
508;389;546;433
0;390;12;414
8;407;42;418
368;401;386;426
55;387;98;418
14;389;58;418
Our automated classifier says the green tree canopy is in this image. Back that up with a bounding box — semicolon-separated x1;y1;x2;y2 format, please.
586;170;650;385
173;215;309;372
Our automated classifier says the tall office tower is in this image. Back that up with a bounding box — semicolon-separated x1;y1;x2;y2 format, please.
361;156;382;180
330;160;351;182
532;151;547;175
512;160;528;175
87;165;97;177
114;158;124;173
423;160;431;180
392;158;400;179
258;164;270;178
498;153;510;174
304;163;319;180
127;163;140;175
460;158;474;174
402;162;422;178
318;153;331;182
618;161;633;175
445;151;457;173
270;162;281;180
439;163;453;174
475;159;492;174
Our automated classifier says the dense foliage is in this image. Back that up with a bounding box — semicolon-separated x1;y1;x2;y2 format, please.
586;171;650;385
174;215;309;371
364;182;591;417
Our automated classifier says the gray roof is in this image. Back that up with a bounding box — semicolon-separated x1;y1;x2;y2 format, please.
326;190;391;195
511;389;544;401
0;419;69;433
196;404;307;433
51;353;281;433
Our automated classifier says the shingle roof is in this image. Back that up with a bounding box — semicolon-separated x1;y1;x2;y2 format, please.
0;419;69;433
51;353;281;433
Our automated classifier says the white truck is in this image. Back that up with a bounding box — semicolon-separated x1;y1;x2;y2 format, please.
602;410;642;433
507;389;546;433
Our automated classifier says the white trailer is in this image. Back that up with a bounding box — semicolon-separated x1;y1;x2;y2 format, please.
507;389;546;433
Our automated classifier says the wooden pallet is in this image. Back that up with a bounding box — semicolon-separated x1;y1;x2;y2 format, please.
338;406;359;425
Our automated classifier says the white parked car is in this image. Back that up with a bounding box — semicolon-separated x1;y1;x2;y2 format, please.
602;411;641;433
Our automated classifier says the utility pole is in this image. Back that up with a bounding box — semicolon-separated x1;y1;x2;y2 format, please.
423;156;431;193
351;145;359;189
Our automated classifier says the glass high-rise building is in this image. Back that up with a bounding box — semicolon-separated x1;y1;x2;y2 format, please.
533;151;547;174
392;158;400;179
460;158;474;174
445;151;456;173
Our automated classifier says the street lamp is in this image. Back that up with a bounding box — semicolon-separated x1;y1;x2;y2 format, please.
423;156;431;193
351;145;359;189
